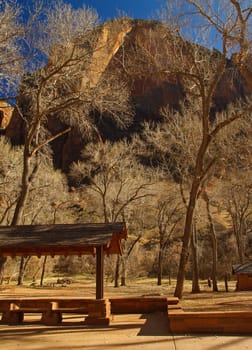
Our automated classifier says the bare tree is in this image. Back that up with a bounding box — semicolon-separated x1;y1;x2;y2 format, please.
119;235;142;286
202;190;219;292
136;0;252;298
7;1;132;227
222;173;252;264
9;2;96;226
70;140;154;223
6;5;132;282
117;200;156;286
0;0;25;101
1;2;100;282
0;137;22;224
0;137;22;283
154;184;183;285
14;160;72;285
70;139;155;286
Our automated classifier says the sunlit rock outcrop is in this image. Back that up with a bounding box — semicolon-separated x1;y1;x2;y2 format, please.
0;102;13;131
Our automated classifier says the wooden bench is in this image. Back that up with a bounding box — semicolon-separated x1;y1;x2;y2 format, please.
1;296;181;326
109;296;179;314
1;299;61;325
0;298;94;325
168;309;252;334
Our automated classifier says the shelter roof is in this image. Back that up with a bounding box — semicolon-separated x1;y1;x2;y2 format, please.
0;223;127;257
232;263;252;275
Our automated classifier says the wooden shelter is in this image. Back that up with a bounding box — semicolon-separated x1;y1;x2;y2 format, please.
0;223;127;299
232;263;252;291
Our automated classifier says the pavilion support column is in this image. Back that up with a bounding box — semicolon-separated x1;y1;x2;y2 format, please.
85;245;111;326
96;245;104;299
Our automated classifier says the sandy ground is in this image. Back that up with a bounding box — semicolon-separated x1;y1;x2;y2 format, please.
1;280;252;312
0;313;251;350
1;282;252;349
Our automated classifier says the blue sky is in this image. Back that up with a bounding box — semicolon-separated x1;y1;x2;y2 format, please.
65;0;164;21
16;0;164;22
15;0;222;50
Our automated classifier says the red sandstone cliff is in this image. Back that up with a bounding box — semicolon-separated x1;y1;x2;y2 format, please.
5;19;252;171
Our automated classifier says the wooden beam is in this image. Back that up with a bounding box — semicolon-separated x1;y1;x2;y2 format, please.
96;246;104;299
106;234;122;255
0;245;96;257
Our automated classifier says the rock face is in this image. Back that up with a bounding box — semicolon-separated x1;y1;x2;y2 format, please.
5;19;252;172
81;19;133;89
0;102;13;132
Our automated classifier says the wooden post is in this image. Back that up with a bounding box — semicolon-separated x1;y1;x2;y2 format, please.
96;246;104;299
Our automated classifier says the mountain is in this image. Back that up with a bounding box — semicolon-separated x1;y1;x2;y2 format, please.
5;19;252;172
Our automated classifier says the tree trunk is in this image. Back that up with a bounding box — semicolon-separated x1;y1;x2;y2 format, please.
114;254;120;288
174;176;201;298
0;151;32;279
40;256;47;286
168;270;171;285
205;193;219;292
157;246;163;286
224;274;229;292
120;256;126;286
190;222;200;293
17;256;31;286
174;130;210;298
32;264;41;284
17;257;25;285
120;235;141;287
11;150;32;226
0;257;7;284
235;229;245;264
